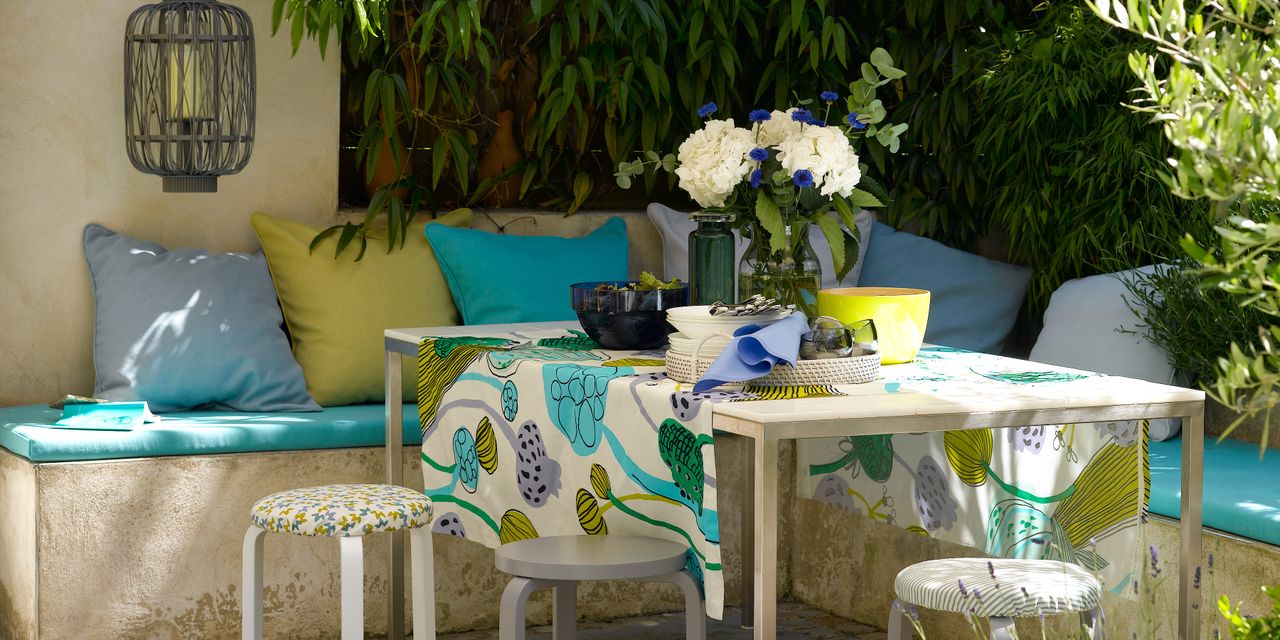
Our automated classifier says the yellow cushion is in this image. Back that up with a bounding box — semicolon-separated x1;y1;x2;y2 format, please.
251;210;471;405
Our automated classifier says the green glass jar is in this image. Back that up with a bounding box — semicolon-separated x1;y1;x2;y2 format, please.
688;212;736;305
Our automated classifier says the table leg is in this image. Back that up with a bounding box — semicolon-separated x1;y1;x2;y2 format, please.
752;436;778;640
741;435;755;629
1178;405;1204;640
386;349;405;640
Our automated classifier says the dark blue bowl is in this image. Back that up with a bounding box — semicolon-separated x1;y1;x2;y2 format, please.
570;281;689;349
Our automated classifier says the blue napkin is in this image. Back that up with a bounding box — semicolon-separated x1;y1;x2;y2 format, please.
693;312;810;392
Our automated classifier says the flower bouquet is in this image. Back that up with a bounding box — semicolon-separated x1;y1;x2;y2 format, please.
616;48;908;315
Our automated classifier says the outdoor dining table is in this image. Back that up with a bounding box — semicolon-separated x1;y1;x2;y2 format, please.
381;320;1206;640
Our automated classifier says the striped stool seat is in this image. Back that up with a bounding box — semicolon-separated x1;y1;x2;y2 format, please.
889;559;1104;639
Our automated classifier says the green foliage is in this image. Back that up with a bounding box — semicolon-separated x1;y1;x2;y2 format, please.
970;3;1210;307
1093;0;1280;450
1123;259;1271;384
273;0;876;256
1219;585;1280;639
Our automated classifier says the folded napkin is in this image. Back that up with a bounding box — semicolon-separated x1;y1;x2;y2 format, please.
692;312;810;392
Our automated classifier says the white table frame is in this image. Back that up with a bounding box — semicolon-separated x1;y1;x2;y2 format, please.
382;323;1205;640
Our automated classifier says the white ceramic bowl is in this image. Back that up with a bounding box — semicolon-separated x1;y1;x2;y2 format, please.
665;305;792;340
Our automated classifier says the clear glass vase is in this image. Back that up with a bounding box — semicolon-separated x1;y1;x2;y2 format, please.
688;212;736;305
737;223;822;317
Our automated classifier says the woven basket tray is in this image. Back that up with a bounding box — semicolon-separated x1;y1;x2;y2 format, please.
664;334;880;386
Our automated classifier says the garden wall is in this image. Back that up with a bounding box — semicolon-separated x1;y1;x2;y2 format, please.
0;0;340;406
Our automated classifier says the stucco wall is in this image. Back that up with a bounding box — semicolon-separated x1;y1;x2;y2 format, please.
0;0;339;406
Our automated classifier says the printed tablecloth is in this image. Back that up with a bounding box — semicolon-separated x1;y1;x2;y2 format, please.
416;330;738;616
798;345;1149;595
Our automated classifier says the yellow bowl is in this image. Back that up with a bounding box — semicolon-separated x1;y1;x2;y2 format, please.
816;287;931;364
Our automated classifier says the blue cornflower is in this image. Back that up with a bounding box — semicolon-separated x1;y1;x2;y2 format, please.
749;168;763;189
792;169;814;188
698;102;718;118
749;147;769;162
791;108;812;122
820;91;838;101
846;112;867;130
748;109;772;122
805;114;827;127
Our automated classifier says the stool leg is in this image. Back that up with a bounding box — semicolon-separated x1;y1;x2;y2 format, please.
989;617;1015;640
669;570;706;640
242;526;266;640
886;600;909;640
499;577;544;640
409;528;436;640
1082;607;1106;640
552;582;577;640
339;536;364;640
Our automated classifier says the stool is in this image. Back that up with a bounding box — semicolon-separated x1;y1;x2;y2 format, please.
242;484;436;640
888;558;1104;640
495;535;706;640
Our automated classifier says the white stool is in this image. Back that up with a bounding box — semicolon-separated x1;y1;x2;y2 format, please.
889;558;1105;640
495;535;706;640
242;483;436;640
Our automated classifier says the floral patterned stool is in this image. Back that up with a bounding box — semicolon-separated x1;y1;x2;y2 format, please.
495;535;705;640
888;558;1104;640
242;484;435;640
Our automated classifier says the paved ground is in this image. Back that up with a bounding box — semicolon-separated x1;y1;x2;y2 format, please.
439;601;887;639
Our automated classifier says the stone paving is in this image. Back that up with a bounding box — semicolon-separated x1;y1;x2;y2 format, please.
439;600;888;639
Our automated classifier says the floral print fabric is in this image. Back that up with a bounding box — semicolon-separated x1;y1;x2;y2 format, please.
416;330;734;619
250;483;432;537
799;346;1149;595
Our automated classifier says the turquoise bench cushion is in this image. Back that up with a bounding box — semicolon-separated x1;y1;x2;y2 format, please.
1149;436;1280;546
0;404;422;463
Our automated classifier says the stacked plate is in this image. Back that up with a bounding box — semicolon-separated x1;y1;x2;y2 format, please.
665;305;792;341
666;331;733;360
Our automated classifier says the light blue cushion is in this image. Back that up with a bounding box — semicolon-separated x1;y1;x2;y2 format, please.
0;404;422;463
426;217;629;324
857;222;1031;353
84;224;318;413
1149;436;1280;546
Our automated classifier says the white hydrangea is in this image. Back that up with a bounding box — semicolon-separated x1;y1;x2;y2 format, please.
774;125;862;197
751;108;805;148
674;119;756;208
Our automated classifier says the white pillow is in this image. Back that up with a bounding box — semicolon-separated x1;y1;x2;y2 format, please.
1029;266;1182;440
646;203;874;289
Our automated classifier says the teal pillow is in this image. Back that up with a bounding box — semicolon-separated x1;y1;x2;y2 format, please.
83;224;319;413
426;217;629;324
857;221;1031;353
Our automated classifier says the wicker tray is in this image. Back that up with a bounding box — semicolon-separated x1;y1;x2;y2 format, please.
664;333;880;386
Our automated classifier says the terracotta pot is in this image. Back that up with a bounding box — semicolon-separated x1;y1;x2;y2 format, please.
365;137;412;200
477;110;524;207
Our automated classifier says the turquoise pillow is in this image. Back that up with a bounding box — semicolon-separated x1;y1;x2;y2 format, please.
857;221;1031;353
426;217;629;324
83;224;319;413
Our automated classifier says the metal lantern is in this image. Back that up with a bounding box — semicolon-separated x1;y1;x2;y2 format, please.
124;0;255;193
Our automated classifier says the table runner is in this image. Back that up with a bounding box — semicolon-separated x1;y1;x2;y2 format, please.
798;346;1149;595
416;330;746;617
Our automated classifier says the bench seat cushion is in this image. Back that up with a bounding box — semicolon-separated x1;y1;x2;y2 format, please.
1149;436;1280;546
0;404;422;463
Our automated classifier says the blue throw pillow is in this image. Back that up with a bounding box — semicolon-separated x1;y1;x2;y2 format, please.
83;224;319;413
426;217;629;324
857;221;1031;353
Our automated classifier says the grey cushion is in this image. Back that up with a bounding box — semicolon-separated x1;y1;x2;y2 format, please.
83;224;318;413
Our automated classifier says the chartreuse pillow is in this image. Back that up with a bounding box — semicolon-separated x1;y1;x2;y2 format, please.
252;209;472;406
425;216;629;324
83;224;319;413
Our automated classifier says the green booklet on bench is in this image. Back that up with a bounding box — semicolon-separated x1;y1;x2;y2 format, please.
53;402;159;431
